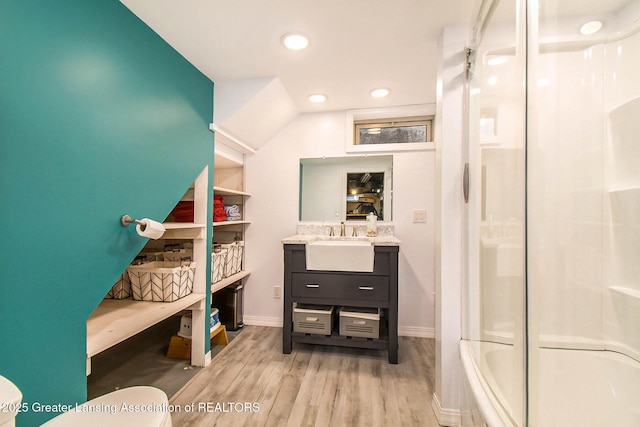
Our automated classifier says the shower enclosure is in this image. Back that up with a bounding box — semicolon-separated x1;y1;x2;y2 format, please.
461;0;640;425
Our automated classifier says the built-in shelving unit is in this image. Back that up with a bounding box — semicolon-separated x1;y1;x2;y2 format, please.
213;186;251;197
212;271;251;294
87;167;210;374
213;220;251;228
162;222;207;239
211;125;253;328
87;293;205;358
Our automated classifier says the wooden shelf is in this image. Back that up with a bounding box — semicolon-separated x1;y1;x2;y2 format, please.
214;186;251;197
87;293;206;358
213;220;250;227
212;270;250;294
162;222;206;239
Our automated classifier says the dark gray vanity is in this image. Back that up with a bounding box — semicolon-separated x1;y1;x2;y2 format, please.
282;242;399;364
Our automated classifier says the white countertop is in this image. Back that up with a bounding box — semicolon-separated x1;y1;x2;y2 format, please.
281;234;401;246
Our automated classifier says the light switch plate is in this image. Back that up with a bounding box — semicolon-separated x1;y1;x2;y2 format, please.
412;209;427;223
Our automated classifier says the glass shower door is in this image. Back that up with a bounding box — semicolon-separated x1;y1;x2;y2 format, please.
465;0;527;425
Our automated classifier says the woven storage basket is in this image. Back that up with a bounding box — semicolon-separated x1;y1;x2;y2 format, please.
211;248;228;283
221;241;244;277
105;255;149;299
106;272;131;299
162;248;193;262
127;261;196;302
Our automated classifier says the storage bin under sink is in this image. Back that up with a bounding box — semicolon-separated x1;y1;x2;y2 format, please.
339;307;381;339
293;303;334;335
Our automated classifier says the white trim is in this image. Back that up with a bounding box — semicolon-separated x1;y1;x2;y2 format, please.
242;319;435;338
210;123;257;154
215;140;245;166
432;392;462;427
399;326;435;338
345;104;437;153
243;315;283;328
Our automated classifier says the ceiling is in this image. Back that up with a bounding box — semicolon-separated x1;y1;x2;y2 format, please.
119;0;475;114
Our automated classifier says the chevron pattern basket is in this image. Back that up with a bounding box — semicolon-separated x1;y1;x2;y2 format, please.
211;249;227;283
127;261;196;302
106;272;131;299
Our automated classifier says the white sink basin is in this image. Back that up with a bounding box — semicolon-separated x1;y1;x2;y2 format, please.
306;240;374;272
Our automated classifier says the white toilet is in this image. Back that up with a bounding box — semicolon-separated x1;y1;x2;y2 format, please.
1;375;171;427
0;375;21;427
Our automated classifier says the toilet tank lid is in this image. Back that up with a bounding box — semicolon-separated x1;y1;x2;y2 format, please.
40;386;170;427
0;375;23;424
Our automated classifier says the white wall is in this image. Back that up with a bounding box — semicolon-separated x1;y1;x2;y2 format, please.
433;24;468;425
243;110;436;335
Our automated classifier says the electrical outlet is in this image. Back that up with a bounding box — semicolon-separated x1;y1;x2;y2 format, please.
274;286;281;299
412;209;427;223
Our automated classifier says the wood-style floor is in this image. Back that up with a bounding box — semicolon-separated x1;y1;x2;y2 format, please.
169;326;439;427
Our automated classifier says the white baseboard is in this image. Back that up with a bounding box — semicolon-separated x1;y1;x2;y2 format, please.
242;315;282;328
432;392;461;427
242;317;435;338
399;326;435;338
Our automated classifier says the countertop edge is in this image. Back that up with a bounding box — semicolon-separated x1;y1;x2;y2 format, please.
281;234;401;246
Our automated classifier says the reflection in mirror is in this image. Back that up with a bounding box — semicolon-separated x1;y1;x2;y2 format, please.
300;155;392;222
346;172;384;220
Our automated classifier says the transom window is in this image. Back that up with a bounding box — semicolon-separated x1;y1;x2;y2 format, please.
354;116;433;145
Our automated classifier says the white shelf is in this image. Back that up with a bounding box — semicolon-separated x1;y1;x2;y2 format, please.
214;186;252;197
87;293;206;358
213;220;250;227
209;123;256;155
212;270;251;294
162;222;206;239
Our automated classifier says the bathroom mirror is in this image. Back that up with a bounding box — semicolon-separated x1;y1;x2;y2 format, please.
299;155;392;221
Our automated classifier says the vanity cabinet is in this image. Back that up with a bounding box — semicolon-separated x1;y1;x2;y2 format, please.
283;243;399;364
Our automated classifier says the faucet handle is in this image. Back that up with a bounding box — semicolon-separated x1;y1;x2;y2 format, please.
352;227;358;237
329;226;335;236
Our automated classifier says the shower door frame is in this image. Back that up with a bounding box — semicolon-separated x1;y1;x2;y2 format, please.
462;0;529;425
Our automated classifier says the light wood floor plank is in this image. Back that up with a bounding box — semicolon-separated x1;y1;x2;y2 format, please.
170;326;440;427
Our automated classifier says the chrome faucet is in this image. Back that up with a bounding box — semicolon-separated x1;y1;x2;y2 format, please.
340;221;346;237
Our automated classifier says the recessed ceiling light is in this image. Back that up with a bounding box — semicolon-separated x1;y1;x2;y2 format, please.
308;94;327;103
580;20;602;35
487;76;498;86
282;33;309;50
370;88;390;98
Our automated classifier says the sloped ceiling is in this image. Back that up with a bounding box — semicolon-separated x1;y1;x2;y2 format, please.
119;0;476;150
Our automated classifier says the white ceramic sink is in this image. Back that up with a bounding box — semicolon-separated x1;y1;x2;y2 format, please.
306;239;374;272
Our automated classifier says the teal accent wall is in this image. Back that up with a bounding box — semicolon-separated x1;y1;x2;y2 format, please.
0;1;213;425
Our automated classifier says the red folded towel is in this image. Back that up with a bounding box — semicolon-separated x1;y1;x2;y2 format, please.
213;195;227;222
